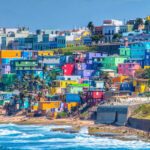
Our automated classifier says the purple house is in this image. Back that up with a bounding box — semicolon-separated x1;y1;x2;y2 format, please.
1;64;11;75
75;63;92;71
86;52;107;64
75;70;95;79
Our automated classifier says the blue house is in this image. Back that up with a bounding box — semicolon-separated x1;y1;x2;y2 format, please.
65;94;80;103
49;41;57;49
83;37;92;45
55;36;66;48
21;51;32;59
130;42;147;59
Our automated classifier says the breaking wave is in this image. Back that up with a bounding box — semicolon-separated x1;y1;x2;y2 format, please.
0;124;150;150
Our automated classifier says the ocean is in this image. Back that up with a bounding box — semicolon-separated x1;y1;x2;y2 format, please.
0;124;150;150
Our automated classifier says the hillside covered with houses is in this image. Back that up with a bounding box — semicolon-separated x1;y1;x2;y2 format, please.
1;16;150;120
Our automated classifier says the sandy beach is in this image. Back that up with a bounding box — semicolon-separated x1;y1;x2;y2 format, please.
0;115;94;126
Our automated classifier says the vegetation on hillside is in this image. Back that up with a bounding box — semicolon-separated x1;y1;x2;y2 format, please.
46;46;98;55
132;104;150;119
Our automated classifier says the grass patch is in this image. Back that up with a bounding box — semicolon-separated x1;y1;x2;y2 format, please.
81;112;88;116
46;46;98;55
57;112;67;118
132;104;150;119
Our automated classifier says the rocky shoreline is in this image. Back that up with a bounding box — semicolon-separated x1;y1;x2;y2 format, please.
0;115;150;142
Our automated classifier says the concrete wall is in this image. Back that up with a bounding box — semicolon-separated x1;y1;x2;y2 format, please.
96;104;140;126
128;118;150;132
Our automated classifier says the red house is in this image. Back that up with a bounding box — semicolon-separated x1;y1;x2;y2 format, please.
62;63;75;76
94;26;103;35
85;90;105;106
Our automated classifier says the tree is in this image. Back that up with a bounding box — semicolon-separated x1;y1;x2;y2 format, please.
91;35;101;43
87;21;94;33
136;69;150;79
145;20;150;33
100;72;112;91
112;33;122;42
133;18;144;30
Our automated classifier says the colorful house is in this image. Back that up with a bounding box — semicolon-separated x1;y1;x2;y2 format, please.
2;74;16;90
85;90;105;106
55;36;66;48
50;80;77;95
62;63;75;76
112;76;128;84
130;42;149;59
100;56;127;73
66;83;89;93
1;64;11;75
21;51;32;59
38;101;61;114
10;60;39;73
75;63;93;70
125;58;144;68
38;55;66;68
65;93;80;103
75;70;95;79
133;79;149;94
86;52;107;64
56;75;81;82
118;63;141;77
38;51;53;56
119;47;130;57
0;50;21;59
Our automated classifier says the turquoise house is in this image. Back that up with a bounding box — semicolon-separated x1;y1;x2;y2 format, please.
130;42;148;59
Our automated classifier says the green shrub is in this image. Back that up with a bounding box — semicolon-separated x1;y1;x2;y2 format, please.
57;112;67;118
81;112;88;116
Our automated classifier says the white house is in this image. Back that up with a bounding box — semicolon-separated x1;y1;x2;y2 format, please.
102;20;123;42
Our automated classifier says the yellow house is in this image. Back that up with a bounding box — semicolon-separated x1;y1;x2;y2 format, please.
67;102;79;110
50;87;63;95
146;16;150;20
144;66;150;69
50;80;77;95
38;51;54;56
38;101;61;111
112;76;128;84
51;80;77;88
133;79;149;94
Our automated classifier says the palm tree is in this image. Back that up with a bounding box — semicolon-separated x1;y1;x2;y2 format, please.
87;21;95;33
133;18;144;30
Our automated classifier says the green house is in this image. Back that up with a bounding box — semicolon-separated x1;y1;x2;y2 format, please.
2;74;16;85
119;47;131;57
10;60;39;73
100;56;127;73
66;84;89;94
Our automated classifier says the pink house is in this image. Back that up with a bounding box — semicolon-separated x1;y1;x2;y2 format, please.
118;63;140;77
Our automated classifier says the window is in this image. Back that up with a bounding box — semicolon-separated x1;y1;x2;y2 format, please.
16;54;18;56
96;92;99;95
64;69;67;72
147;55;149;59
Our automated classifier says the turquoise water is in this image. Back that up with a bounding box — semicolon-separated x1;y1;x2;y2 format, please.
0;124;150;150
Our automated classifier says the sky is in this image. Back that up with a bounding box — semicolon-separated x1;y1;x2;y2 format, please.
0;0;150;31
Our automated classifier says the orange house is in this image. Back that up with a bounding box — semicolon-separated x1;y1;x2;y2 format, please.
0;50;21;58
112;76;128;84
